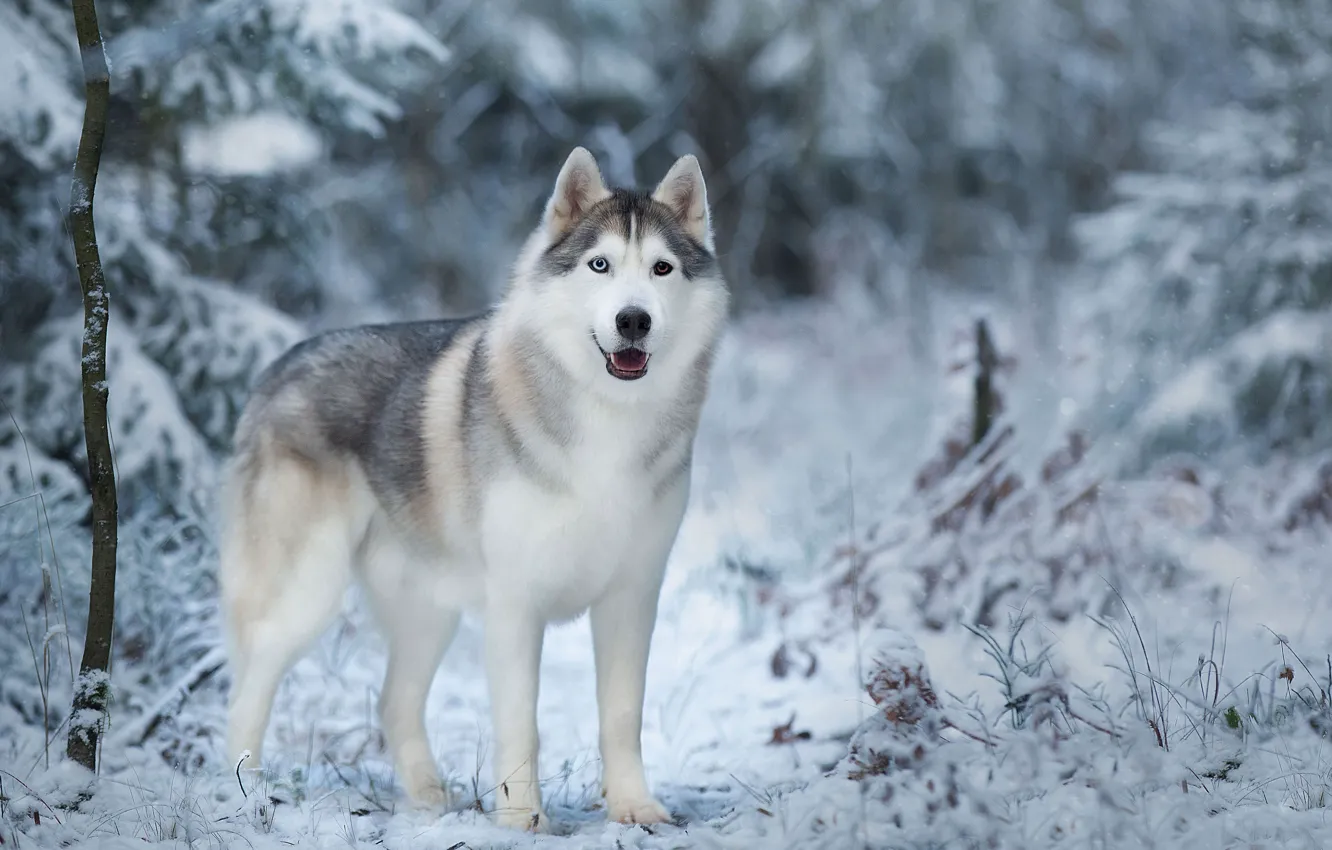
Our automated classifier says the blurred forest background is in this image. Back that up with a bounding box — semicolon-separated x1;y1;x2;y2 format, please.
3;0;1332;844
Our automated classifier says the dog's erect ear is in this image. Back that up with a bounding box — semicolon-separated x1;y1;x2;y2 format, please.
652;154;713;252
543;147;610;241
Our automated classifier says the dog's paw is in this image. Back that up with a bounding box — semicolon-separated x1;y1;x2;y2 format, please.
400;763;451;811
404;780;451;811
607;795;671;826
494;806;550;833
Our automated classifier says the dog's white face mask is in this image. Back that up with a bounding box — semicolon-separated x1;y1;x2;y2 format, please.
510;148;729;403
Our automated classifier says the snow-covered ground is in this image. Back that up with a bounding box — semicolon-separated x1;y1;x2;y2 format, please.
3;295;1332;849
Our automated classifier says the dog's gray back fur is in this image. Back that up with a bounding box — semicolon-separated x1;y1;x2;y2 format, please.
231;316;484;524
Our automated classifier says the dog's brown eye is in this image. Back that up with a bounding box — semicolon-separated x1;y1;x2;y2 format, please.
653;261;673;276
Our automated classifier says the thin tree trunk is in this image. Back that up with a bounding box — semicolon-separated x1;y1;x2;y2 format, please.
66;0;117;774
972;318;998;447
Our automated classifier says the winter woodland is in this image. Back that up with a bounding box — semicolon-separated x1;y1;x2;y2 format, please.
3;0;1332;847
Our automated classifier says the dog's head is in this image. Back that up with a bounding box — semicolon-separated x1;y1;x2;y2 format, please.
507;148;729;401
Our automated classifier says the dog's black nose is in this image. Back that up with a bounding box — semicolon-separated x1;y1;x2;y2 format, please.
615;307;652;342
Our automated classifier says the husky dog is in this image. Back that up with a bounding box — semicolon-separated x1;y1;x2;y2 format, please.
220;148;728;831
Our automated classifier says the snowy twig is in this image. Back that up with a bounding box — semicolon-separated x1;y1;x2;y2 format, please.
111;647;226;749
0;769;63;824
235;752;250;799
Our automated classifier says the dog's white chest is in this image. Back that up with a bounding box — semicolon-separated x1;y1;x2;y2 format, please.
479;432;673;619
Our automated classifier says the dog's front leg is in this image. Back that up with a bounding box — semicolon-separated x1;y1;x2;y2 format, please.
485;603;549;832
591;578;671;825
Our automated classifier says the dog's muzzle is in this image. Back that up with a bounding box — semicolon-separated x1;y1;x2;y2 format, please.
595;339;650;381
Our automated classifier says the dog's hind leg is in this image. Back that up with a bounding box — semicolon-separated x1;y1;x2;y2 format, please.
221;454;355;772
373;590;461;808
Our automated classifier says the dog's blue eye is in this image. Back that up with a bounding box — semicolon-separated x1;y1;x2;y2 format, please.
588;257;609;273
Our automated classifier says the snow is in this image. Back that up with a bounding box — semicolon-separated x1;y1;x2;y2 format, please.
182;112;325;177
0;2;82;169
510;17;578;94
1137;360;1229;430
1133;308;1332;458
284;0;451;64
107;0;449;138
580;46;660;101
748;31;814;90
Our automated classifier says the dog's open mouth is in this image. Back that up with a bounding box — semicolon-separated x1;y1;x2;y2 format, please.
604;347;649;380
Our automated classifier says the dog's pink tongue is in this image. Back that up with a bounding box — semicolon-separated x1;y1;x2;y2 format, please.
612;349;647;371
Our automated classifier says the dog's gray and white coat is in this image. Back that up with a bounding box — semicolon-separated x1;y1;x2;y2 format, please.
220;148;729;831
